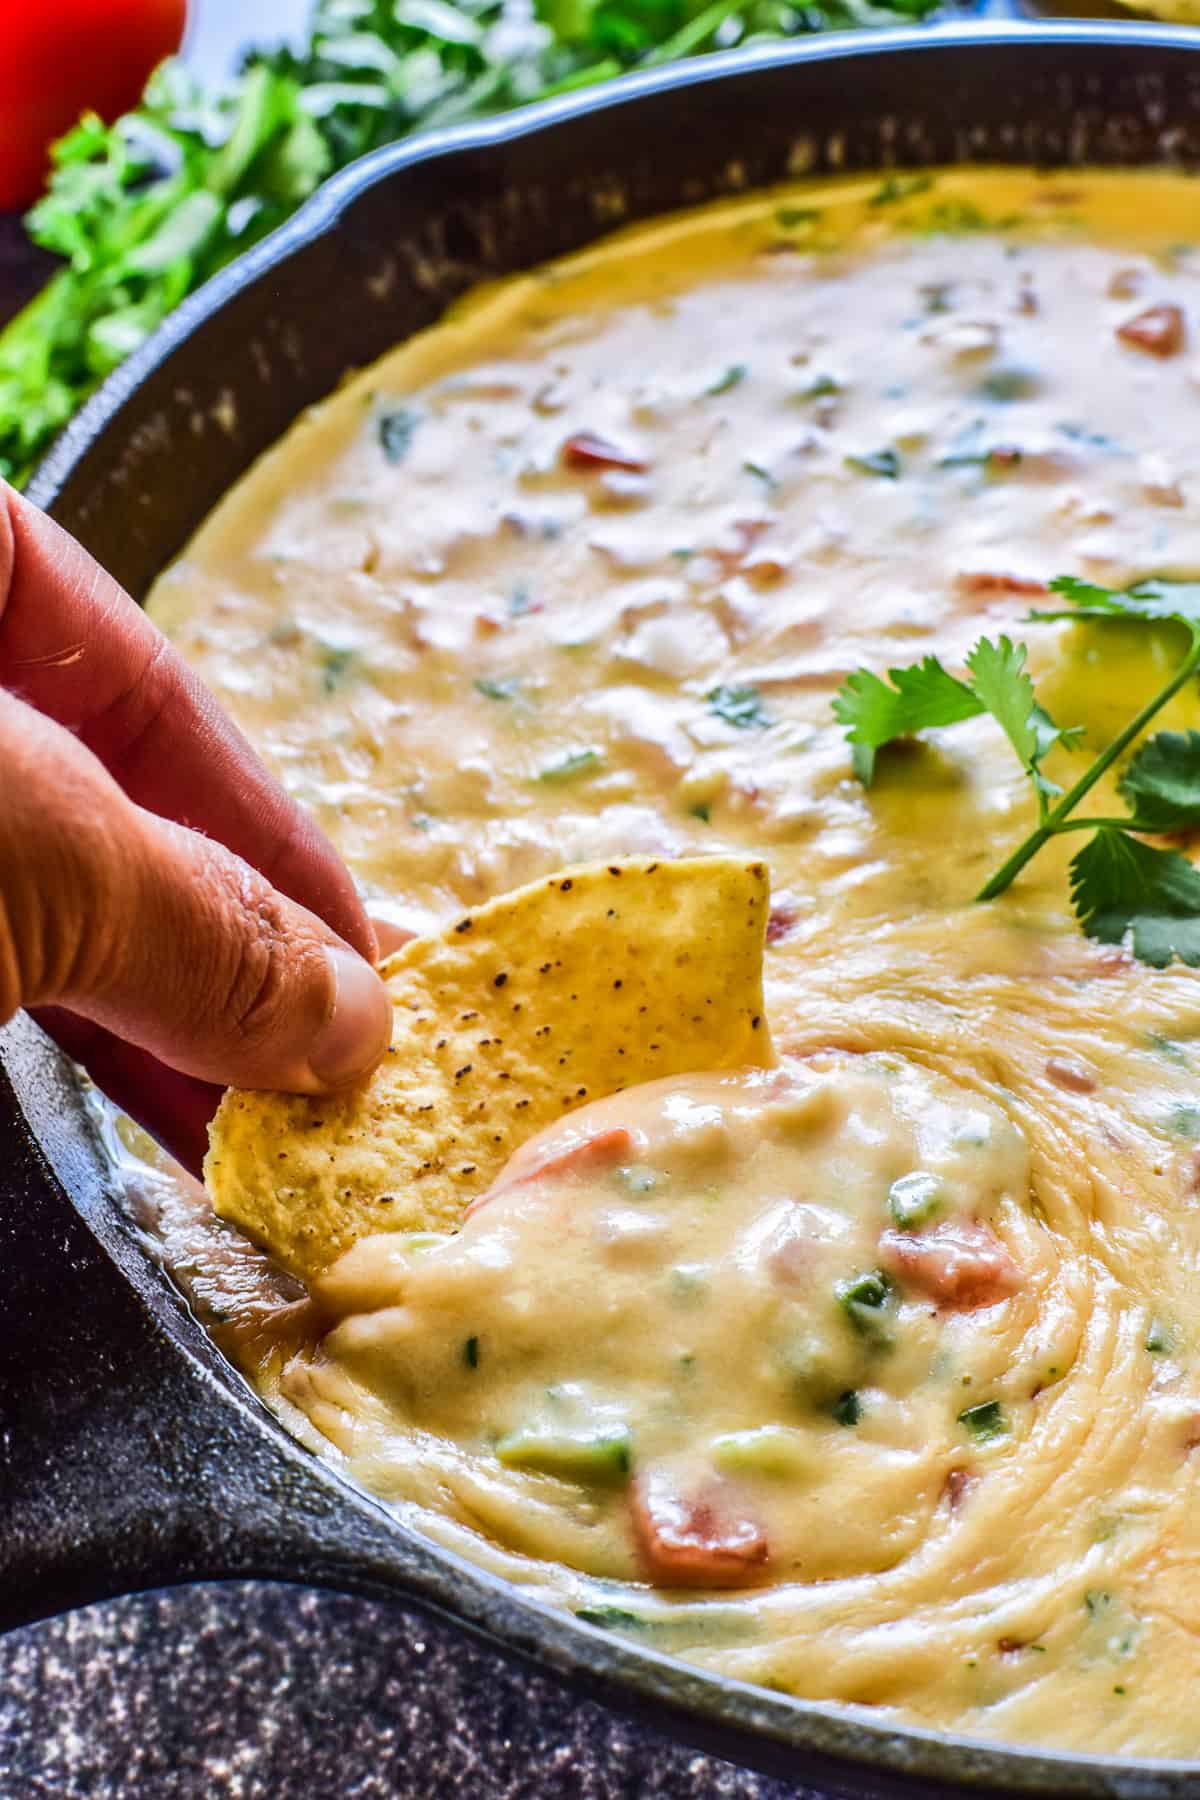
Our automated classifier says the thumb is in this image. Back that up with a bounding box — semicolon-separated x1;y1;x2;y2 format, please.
1;692;391;1093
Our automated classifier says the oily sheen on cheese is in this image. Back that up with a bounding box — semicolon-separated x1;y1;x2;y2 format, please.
140;167;1200;1756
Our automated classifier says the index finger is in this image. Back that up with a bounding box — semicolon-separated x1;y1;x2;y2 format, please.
0;484;375;960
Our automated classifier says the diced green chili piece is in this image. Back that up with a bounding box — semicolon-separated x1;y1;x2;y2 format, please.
463;1335;480;1369
888;1170;943;1230
1145;1318;1176;1354
710;1426;811;1478
831;1389;861;1427
959;1400;1008;1443
495;1424;632;1484
474;677;522;701
836;1269;896;1347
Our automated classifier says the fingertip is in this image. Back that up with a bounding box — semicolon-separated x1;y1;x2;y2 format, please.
305;947;392;1090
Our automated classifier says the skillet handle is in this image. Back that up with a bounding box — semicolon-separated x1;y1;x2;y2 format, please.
0;1016;419;1631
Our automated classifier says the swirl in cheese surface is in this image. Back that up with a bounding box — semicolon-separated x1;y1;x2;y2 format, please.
138;167;1200;1755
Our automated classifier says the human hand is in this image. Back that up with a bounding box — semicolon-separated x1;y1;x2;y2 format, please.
0;483;392;1174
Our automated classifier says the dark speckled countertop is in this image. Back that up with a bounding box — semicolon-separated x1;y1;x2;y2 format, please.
0;1585;837;1798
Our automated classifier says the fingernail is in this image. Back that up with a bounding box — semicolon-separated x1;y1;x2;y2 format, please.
308;947;392;1088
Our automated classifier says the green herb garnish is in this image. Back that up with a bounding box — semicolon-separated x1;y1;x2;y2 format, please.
845;448;901;480
474;677;522;701
831;1389;861;1427
536;747;603;784
834;579;1200;966
706;363;747;395
378;407;420;463
463;1335;480;1368
959;1400;1008;1443
707;684;772;730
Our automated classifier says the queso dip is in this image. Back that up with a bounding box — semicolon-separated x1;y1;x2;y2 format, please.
140;167;1200;1756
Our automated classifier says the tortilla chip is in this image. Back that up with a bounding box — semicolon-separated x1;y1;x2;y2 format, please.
205;855;772;1282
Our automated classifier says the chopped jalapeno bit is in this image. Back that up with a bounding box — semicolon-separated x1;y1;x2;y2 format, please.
959;1400;1009;1443
710;1426;812;1478
463;1335;480;1369
496;1424;632;1484
888;1170;944;1230
845;448;901;480
474;677;523;701
776;205;821;228
836;1269;896;1347
377;407;419;463
707;684;772;730
535;747;603;783
831;1389;862;1427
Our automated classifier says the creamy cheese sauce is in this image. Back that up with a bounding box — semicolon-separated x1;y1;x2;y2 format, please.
139;167;1200;1754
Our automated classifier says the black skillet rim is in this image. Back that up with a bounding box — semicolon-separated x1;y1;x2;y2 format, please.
18;21;1200;1797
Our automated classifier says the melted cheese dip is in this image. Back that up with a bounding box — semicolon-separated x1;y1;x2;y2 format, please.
141;167;1200;1755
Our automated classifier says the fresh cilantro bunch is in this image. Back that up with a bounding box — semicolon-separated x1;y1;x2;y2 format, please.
0;0;934;487
834;576;1200;966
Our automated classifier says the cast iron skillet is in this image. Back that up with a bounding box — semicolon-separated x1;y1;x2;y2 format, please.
6;22;1200;1796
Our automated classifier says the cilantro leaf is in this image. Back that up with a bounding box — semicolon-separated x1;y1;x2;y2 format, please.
1070;828;1200;967
833;657;983;784
707;684;772;731
964;636;1080;801
1119;730;1200;831
1035;575;1200;630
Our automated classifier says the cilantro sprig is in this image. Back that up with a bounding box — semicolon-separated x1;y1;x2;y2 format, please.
833;577;1200;965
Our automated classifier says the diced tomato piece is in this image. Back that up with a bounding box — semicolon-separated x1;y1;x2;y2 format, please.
563;433;646;472
954;570;1048;598
630;1468;769;1588
1045;1056;1096;1095
766;902;798;945
467;1126;636;1215
942;1466;974;1511
1117;304;1186;358
880;1219;1020;1310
